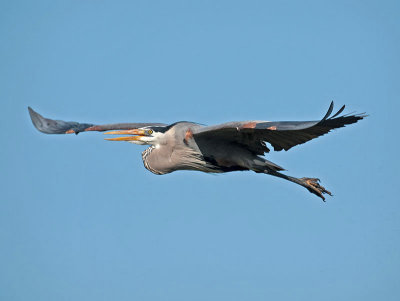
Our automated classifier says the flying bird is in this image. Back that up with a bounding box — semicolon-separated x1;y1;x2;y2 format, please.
28;102;366;201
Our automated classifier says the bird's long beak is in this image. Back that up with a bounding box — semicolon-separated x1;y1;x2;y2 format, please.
104;129;147;141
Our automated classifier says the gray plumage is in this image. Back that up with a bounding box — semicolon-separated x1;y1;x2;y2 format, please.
28;102;366;201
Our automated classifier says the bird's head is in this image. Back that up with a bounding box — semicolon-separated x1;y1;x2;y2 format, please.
103;127;166;146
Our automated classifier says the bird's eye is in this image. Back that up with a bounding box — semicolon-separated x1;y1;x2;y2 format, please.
147;129;153;135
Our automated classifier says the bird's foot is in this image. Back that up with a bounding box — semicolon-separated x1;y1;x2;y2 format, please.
300;177;332;202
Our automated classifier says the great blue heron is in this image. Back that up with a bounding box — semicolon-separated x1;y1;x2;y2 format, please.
28;102;366;201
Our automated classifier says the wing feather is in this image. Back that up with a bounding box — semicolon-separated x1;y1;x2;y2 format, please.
193;102;366;154
28;107;167;135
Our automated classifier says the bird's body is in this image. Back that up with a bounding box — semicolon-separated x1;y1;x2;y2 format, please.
139;122;217;175
28;103;366;201
140;122;264;175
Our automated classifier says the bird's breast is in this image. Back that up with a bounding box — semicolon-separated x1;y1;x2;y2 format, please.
141;145;176;175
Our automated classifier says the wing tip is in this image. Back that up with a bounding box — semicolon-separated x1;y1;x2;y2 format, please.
321;101;335;121
27;106;75;134
27;106;45;133
324;102;368;121
27;106;36;119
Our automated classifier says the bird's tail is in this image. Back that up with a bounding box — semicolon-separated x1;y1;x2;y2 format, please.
252;157;285;172
263;159;285;171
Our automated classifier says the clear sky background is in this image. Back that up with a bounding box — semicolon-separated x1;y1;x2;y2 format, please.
1;1;399;300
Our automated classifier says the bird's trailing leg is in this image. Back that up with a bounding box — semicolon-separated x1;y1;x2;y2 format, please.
265;170;332;201
298;177;332;201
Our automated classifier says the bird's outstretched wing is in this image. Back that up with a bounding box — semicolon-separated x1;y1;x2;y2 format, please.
193;102;367;155
28;107;167;135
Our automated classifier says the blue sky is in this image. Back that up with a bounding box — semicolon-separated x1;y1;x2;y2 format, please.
1;0;399;300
